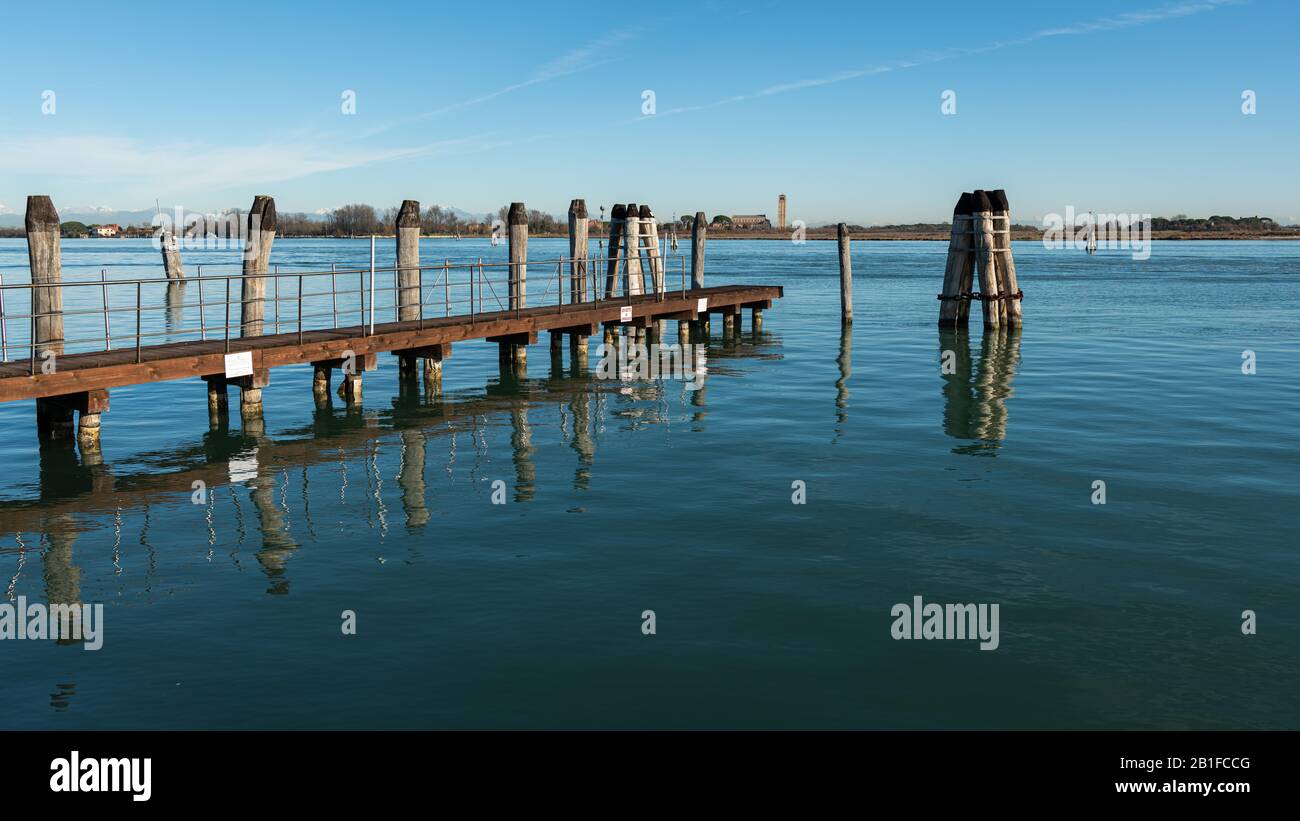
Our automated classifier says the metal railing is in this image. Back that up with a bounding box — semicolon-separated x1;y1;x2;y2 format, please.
0;245;693;373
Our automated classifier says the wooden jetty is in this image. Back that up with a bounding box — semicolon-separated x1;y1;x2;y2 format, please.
0;195;782;450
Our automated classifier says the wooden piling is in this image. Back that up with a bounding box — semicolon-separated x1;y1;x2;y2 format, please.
989;189;1022;327
938;192;974;327
27;196;75;440
690;211;706;289
623;203;644;296
568;199;589;303
240;195;277;337
640;205;664;295
396;199;421;322
970;190;1001;329
75;390;109;450
160;227;185;280
507;202;527;311
604;204;625;298
568;199;590;363
837;223;853;324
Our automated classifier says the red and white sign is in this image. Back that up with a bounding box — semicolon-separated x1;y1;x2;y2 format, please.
619;306;633;323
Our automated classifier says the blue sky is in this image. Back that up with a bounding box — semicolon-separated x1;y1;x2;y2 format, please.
0;0;1295;224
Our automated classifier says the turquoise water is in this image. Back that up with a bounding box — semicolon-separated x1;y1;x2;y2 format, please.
0;237;1296;729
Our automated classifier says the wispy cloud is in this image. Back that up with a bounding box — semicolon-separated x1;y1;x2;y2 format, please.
0;133;519;203
650;0;1246;119
359;23;647;139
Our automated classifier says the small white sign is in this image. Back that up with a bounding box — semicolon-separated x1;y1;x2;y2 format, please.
224;351;253;378
620;306;633;323
696;298;708;314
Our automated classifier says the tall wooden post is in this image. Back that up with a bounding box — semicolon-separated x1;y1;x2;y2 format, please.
568;199;589;364
640;205;664;295
837;222;853;324
990;189;1022;327
938;192;973;327
396;199;421;323
27;196;74;441
160;227;185;280
690;212;706;289
604;204;626;298
240;195;277;337
507;202;527;311
623;203;644;296
971;190;1001;329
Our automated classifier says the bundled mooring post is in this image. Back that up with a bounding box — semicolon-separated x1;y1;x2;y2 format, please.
640;205;664;295
568;199;590;364
937;189;1022;328
395;200;422;381
837;223;853;324
604;203;626;300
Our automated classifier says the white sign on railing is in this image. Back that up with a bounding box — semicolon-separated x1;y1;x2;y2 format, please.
697;298;708;314
224;351;253;379
620;306;633;323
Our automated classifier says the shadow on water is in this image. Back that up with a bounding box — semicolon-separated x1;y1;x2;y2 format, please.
3;328;783;596
938;326;1022;456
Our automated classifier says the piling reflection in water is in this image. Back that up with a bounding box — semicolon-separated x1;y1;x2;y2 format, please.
4;331;781;597
835;326;851;443
938;327;1022;455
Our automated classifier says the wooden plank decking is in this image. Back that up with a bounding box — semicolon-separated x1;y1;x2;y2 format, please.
0;284;782;403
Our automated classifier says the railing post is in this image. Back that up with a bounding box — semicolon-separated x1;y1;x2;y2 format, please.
0;274;8;362
368;235;376;335
224;276;231;352
444;259;450;317
135;281;143;363
297;274;304;344
196;264;205;341
100;269;112;350
330;262;338;328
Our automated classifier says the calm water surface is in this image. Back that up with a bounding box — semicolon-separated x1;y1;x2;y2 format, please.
0;237;1295;729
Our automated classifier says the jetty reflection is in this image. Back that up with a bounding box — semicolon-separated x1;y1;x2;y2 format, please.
2;331;781;596
938;327;1022;455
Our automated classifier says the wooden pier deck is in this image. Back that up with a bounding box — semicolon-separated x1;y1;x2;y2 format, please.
0;284;782;404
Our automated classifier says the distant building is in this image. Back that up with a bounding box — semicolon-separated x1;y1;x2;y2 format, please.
778;195;787;230
90;224;120;237
730;214;771;229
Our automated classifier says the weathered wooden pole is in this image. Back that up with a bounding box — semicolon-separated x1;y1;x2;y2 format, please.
641;205;664;295
568;199;589;364
236;196;276;421
505;202;528;365
971;190;1002;329
395;199;422;381
690;212;708;336
507;202;527;311
160;227;185;280
396;199;421;323
837;222;853;324
240;195;277;337
990;189;1022;327
623;203;644;297
26;196;74;441
690;212;707;289
604;204;626;299
938;192;974;327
